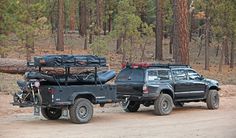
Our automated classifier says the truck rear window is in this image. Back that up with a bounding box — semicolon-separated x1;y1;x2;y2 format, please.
116;68;144;82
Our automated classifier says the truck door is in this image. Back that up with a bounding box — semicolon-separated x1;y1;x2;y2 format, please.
172;69;206;100
186;69;206;99
172;69;191;99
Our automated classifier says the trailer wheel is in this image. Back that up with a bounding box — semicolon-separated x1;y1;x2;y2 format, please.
41;107;62;120
69;98;93;124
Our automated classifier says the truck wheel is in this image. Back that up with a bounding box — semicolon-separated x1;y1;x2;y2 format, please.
174;102;184;107
206;90;219;109
41;107;62;120
123;101;140;112
69;98;93;124
154;94;173;115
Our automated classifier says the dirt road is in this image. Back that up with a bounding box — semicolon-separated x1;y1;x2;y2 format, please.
0;94;236;138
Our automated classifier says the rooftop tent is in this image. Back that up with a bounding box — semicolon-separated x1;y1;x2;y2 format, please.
32;55;107;67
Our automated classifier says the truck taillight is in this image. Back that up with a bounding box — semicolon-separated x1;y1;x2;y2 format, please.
143;85;149;93
48;88;56;94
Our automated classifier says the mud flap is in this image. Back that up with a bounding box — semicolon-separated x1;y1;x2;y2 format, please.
34;106;40;116
62;108;69;118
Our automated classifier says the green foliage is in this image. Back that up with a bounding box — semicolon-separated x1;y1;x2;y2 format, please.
0;0;49;57
90;36;111;56
195;0;236;39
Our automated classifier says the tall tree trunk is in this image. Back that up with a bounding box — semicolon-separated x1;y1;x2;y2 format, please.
56;0;64;51
230;33;235;68
96;0;104;35
108;14;112;32
205;17;210;70
25;0;35;56
189;1;194;42
116;36;122;54
79;0;87;36
172;0;179;62
169;23;174;54
224;36;229;65
219;37;226;72
155;0;163;61
25;35;31;61
69;0;77;31
173;0;189;64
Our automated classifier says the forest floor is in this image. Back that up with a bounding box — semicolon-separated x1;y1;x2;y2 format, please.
0;86;236;138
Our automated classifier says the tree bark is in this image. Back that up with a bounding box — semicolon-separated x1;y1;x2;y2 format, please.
108;14;112;32
219;37;226;72
230;33;235;68
56;0;64;51
0;58;65;74
79;0;87;36
116;36;122;54
172;0;189;65
205;17;210;70
172;0;180;62
69;0;77;31
96;0;104;35
224;37;229;65
155;0;163;61
169;23;174;54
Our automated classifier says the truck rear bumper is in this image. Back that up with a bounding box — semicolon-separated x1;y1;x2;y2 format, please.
117;93;158;101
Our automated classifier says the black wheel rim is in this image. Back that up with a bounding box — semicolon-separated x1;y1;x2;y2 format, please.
161;100;170;112
77;106;88;119
212;93;219;107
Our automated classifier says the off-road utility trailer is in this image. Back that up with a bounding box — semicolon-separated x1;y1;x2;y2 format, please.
12;55;117;124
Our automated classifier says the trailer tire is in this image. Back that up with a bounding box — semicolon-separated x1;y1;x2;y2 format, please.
69;98;93;124
41;107;62;120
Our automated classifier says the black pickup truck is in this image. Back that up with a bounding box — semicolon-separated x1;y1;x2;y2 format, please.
12;55;117;124
115;63;220;115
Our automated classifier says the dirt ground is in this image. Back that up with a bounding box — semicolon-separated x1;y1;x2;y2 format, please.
0;86;236;138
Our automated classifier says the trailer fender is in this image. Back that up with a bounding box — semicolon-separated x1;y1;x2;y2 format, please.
69;92;96;104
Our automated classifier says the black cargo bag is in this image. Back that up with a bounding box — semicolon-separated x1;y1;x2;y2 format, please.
33;55;106;67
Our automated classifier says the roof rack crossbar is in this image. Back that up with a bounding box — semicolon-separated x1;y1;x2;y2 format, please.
148;63;189;68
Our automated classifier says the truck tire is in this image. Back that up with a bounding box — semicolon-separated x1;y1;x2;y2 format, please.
69;98;93;124
154;93;173;115
41;107;62;120
123;101;140;112
206;90;219;109
174;102;184;107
